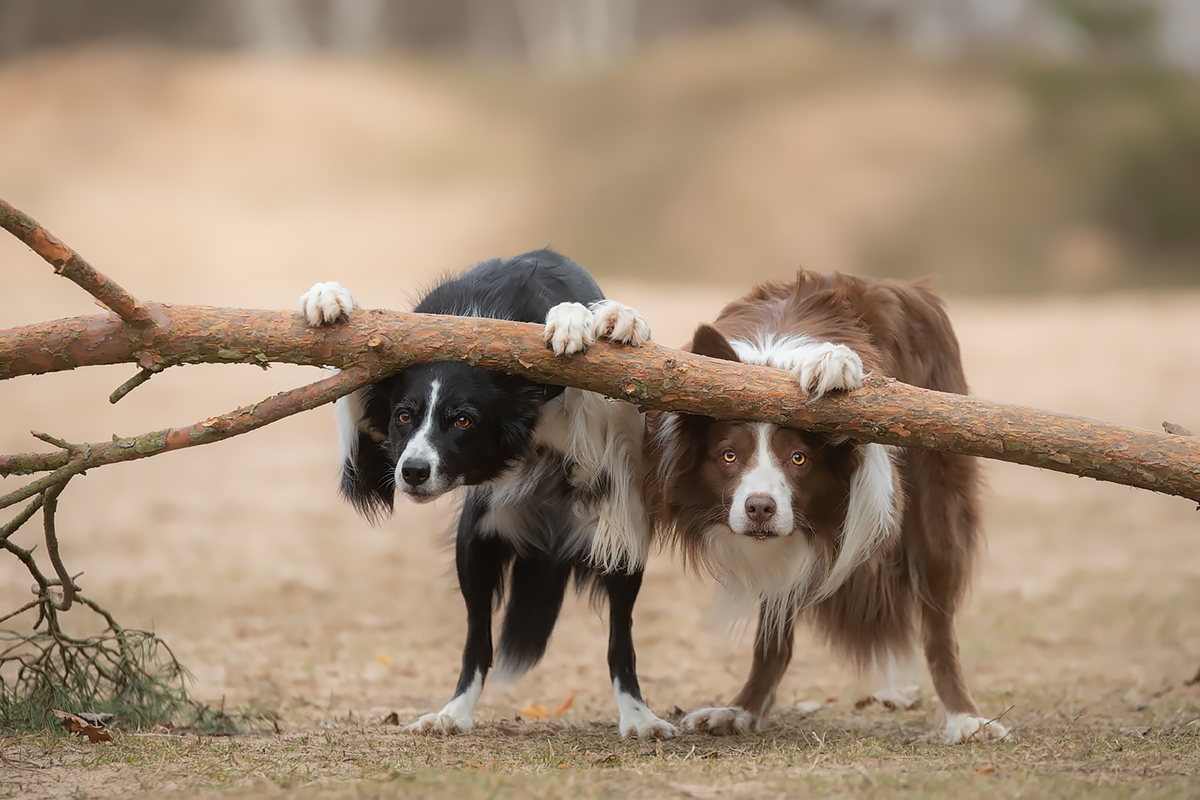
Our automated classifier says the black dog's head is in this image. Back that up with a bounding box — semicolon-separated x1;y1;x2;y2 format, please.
337;362;558;519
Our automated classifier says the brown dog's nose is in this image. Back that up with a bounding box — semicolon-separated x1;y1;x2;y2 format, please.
744;493;777;523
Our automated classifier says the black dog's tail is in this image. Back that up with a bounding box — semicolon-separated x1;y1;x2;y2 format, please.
490;552;573;685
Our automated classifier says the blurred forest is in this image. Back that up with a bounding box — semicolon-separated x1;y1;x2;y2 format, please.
1;0;1198;293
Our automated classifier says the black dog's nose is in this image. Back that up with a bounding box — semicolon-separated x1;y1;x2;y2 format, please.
401;460;431;487
744;493;777;523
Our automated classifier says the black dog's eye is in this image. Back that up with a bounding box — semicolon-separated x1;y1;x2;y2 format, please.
396;410;412;425
454;415;472;429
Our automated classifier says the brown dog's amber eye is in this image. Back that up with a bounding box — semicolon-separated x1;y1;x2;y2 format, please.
791;452;806;466
722;449;737;463
454;415;472;429
397;411;412;424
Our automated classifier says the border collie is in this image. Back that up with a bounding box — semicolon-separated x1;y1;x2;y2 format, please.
300;250;676;738
647;271;1008;744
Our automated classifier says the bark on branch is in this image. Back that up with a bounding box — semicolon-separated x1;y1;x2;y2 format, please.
2;303;1199;504
2;198;1198;506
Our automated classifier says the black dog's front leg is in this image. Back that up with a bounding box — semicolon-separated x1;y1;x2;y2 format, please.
408;492;510;734
603;568;678;738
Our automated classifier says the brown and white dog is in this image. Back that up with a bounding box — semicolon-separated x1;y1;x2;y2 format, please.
647;271;1008;744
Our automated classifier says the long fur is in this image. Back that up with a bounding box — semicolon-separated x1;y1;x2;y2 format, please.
649;271;1003;740
320;250;670;737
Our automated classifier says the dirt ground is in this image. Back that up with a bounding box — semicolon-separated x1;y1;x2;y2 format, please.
2;41;1199;799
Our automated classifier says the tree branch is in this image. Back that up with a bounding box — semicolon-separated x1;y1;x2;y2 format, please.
1;197;1198;507
1;364;382;507
1;305;1199;504
0;199;150;328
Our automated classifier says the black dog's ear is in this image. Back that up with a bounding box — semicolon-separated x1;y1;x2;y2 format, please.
688;323;741;362
498;376;548;455
337;383;396;523
340;431;395;523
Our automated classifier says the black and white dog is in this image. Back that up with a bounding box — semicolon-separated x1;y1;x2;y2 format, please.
300;250;676;738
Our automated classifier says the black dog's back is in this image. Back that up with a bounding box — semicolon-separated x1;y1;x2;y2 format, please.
415;249;604;322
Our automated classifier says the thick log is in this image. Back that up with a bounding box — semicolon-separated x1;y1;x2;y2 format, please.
2;304;1199;504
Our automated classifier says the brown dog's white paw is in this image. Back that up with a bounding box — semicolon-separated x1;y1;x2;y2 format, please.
944;713;1009;743
681;706;756;735
588;300;651;346
792;342;863;398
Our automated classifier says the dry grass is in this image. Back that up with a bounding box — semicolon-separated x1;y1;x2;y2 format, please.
3;696;1198;799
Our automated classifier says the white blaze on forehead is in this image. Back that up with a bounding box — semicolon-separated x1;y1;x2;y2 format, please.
395;379;446;492
727;424;794;536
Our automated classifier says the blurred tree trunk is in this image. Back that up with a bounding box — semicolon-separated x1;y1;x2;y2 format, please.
329;0;384;53
1160;0;1200;74
515;0;638;71
236;0;313;53
0;0;35;57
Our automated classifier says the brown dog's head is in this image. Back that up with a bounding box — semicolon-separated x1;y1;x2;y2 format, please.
650;323;901;601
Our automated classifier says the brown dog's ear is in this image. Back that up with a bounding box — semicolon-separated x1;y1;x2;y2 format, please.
688;323;741;362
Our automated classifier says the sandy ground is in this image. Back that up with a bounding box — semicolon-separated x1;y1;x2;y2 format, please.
1;41;1199;797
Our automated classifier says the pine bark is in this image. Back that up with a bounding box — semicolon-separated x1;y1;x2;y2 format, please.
2;303;1198;504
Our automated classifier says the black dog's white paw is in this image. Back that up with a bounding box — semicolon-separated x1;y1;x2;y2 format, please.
544;300;650;356
300;281;358;327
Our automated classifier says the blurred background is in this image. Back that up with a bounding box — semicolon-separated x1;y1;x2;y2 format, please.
2;0;1200;303
2;0;1199;744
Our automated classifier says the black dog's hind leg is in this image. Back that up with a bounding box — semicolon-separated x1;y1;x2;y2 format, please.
492;551;573;683
408;492;510;734
604;568;678;738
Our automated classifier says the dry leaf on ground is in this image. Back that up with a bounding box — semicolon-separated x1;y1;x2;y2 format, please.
518;703;550;720
553;693;574;716
51;710;113;743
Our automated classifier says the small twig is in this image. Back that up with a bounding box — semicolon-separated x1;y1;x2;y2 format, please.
75;595;124;634
1;494;44;542
109;367;161;405
0;532;52;594
41;479;76;612
966;704;1015;742
0;599;43;626
30;431;72;451
1059;710;1086;743
1;365;377;488
0;465;85;511
0;198;149;327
